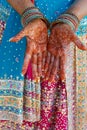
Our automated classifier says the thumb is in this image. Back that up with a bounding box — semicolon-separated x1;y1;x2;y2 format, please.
9;28;26;42
73;34;87;51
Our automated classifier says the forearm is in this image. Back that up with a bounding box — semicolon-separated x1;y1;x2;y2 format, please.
67;0;87;20
7;0;34;15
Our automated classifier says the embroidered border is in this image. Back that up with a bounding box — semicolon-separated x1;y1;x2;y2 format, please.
0;79;41;123
0;20;6;43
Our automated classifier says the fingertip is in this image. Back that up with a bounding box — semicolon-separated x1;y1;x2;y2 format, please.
41;75;44;78
37;67;42;77
40;72;42;77
36;77;40;83
21;73;24;77
60;73;66;81
48;77;54;82
79;47;87;51
83;47;87;51
44;65;48;73
22;68;26;76
45;77;48;81
9;37;18;43
9;37;14;42
42;71;46;79
78;43;87;51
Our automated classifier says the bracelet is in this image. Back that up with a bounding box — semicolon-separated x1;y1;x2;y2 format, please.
66;12;80;23
21;7;50;28
50;13;80;31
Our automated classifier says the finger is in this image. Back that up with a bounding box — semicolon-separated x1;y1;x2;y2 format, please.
45;55;54;80
42;51;47;71
22;43;33;75
44;52;51;73
32;54;38;80
73;34;87;50
49;55;59;82
9;29;26;42
37;53;42;77
59;53;66;81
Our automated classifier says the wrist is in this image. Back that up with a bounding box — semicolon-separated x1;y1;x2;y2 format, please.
21;2;35;15
21;7;50;28
7;0;35;15
67;8;85;21
66;0;87;20
50;12;80;32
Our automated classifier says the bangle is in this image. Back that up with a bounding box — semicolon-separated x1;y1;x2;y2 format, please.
21;7;50;28
66;12;80;23
50;12;80;31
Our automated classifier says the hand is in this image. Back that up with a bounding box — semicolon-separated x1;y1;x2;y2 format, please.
10;19;48;79
44;23;87;81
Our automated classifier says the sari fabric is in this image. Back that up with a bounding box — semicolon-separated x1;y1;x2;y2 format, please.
0;0;87;130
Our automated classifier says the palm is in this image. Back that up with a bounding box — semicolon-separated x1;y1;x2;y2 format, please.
10;19;48;79
45;23;87;81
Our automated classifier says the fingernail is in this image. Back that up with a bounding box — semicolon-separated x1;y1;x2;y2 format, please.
45;77;48;81
41;75;44;78
61;76;66;81
61;79;66;82
22;69;25;75
21;73;24;77
9;37;13;42
48;81;51;86
36;77;40;83
42;67;44;71
39;73;42;77
33;77;40;83
33;79;36;83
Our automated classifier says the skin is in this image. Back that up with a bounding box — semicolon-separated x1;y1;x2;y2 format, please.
7;0;87;81
45;23;87;81
67;0;87;20
44;0;87;81
7;0;34;15
7;0;48;80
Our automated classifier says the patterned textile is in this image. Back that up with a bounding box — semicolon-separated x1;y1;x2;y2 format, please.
0;0;87;130
0;1;41;123
0;20;6;43
76;18;87;130
0;79;40;123
0;80;68;130
0;1;11;43
66;17;87;130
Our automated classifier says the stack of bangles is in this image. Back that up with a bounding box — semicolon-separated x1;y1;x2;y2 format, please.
50;12;80;31
21;6;80;32
21;6;50;28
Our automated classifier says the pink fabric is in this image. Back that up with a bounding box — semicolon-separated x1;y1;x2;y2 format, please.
25;63;68;130
0;60;68;130
26;63;33;79
31;0;34;3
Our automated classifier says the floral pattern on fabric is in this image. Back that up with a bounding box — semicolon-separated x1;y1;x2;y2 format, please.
0;2;11;43
66;16;87;130
75;16;87;130
0;80;68;130
0;20;6;43
0;0;87;130
0;79;40;124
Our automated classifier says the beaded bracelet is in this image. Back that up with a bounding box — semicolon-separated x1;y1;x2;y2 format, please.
21;7;50;28
50;13;80;32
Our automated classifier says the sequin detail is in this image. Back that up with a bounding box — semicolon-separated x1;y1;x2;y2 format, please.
0;0;87;130
0;20;6;43
0;79;40;123
0;3;11;43
0;80;68;130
